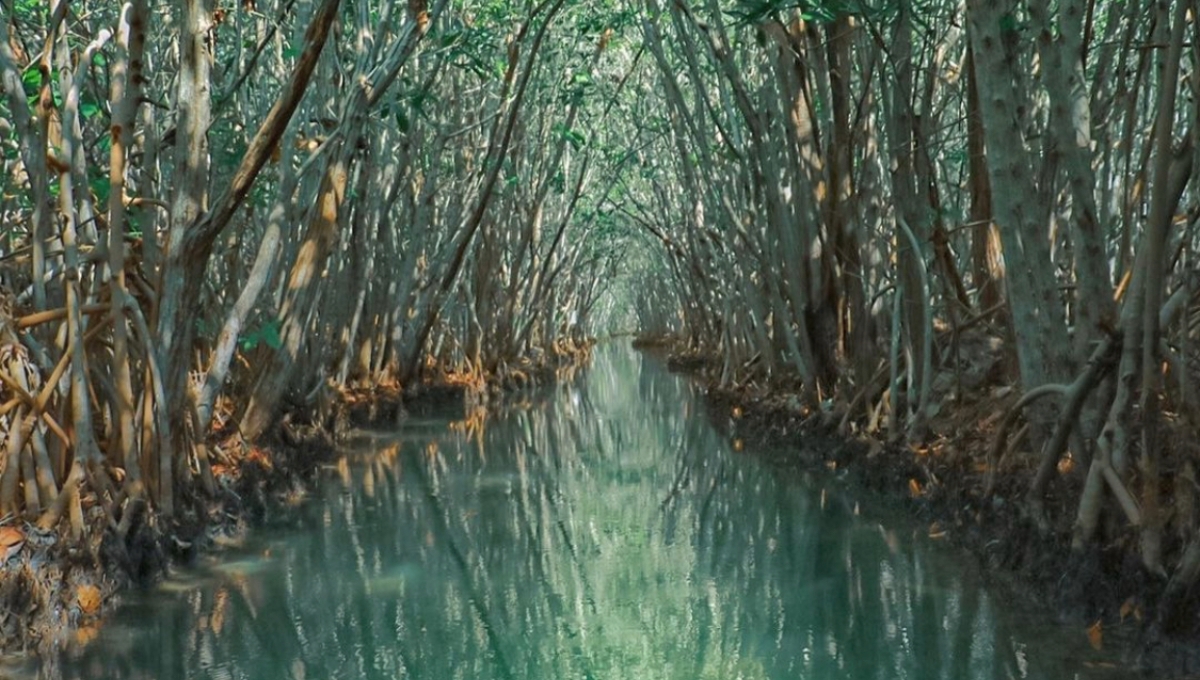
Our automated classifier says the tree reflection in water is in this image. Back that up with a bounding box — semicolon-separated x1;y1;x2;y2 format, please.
55;346;1119;680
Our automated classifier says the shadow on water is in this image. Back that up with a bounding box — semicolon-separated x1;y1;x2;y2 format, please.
48;344;1126;680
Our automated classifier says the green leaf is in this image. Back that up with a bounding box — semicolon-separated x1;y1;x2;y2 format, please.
20;68;40;95
239;318;283;351
13;0;42;20
999;12;1023;34
552;122;587;150
260;320;283;349
80;100;102;119
89;174;111;205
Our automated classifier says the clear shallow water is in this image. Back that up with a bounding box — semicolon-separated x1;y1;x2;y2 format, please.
50;345;1126;679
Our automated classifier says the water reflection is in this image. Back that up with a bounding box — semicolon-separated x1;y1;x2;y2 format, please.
55;345;1121;679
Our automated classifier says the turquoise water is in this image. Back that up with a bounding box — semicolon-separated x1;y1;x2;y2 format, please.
54;346;1125;679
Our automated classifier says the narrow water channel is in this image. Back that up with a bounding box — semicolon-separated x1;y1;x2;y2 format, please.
51;345;1122;680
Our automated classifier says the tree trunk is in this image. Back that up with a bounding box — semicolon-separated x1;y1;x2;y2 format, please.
968;0;1072;424
241;144;354;440
965;49;1004;312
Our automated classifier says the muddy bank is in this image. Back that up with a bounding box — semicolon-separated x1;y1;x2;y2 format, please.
0;422;338;655
331;337;596;431
0;340;596;658
641;339;1198;678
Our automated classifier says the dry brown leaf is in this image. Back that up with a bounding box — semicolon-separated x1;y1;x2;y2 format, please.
76;584;102;615
246;447;273;469
1086;619;1103;651
908;478;923;498
0;526;25;561
1119;597;1136;622
1057;455;1075;475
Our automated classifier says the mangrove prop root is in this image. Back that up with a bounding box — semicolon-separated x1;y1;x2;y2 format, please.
1073;431;1141;548
837;363;889;435
16;303;109;330
1161;529;1200;630
37;459;84;532
1026;334;1121;507
985;383;1069;496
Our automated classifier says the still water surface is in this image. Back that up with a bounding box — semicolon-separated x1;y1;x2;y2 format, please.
54;346;1123;679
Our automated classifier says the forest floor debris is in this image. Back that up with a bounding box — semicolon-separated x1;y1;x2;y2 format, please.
330;337;595;430
0;421;336;657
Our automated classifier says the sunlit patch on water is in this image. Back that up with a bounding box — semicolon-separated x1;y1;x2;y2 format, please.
363;561;423;596
209;557;276;578
154;574;208;594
